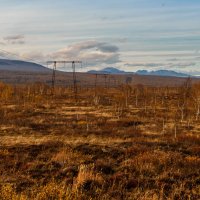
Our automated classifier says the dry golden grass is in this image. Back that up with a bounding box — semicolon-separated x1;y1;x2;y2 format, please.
0;82;199;199
73;164;104;191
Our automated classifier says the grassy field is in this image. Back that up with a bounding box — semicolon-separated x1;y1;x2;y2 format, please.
0;81;199;200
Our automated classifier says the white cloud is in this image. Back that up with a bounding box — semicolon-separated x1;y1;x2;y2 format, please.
3;35;25;45
48;40;121;66
20;51;46;63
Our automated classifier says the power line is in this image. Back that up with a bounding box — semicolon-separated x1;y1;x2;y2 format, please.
0;48;44;66
0;49;48;74
47;61;82;99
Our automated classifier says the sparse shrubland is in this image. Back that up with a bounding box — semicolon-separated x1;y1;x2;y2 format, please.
0;79;199;199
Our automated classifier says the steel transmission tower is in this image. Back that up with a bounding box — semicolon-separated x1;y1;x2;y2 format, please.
47;60;82;98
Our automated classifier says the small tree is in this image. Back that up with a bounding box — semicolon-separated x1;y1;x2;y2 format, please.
177;77;192;122
192;83;200;121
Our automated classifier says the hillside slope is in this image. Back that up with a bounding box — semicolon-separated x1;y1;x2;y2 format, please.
0;59;50;72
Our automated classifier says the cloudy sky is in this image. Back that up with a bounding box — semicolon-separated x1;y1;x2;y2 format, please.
0;0;200;74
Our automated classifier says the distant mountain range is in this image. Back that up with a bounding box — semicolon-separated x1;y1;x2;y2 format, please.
0;59;50;72
88;67;189;77
136;70;189;77
88;67;125;74
0;60;190;78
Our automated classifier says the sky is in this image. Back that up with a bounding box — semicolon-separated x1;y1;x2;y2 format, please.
0;0;200;74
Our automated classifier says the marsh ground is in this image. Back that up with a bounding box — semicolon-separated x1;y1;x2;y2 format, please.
0;84;199;200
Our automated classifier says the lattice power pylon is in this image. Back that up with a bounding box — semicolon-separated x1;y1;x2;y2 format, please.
47;60;82;98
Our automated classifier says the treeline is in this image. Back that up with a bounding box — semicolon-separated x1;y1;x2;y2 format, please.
1;79;200;131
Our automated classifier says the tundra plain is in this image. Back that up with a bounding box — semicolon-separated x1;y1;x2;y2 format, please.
0;77;199;200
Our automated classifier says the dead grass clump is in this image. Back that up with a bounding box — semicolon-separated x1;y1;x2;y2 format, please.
185;155;200;168
125;144;144;157
167;182;200;200
188;146;200;155
51;148;93;167
178;134;200;145
0;181;72;200
0;149;10;156
0;184;18;200
95;160;115;175
0;184;28;200
73;164;104;192
117;118;143;128
128;189;160;200
32;181;72;200
132;150;182;176
27;161;61;181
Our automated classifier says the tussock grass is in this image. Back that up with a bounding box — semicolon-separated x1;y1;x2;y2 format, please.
0;82;199;199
